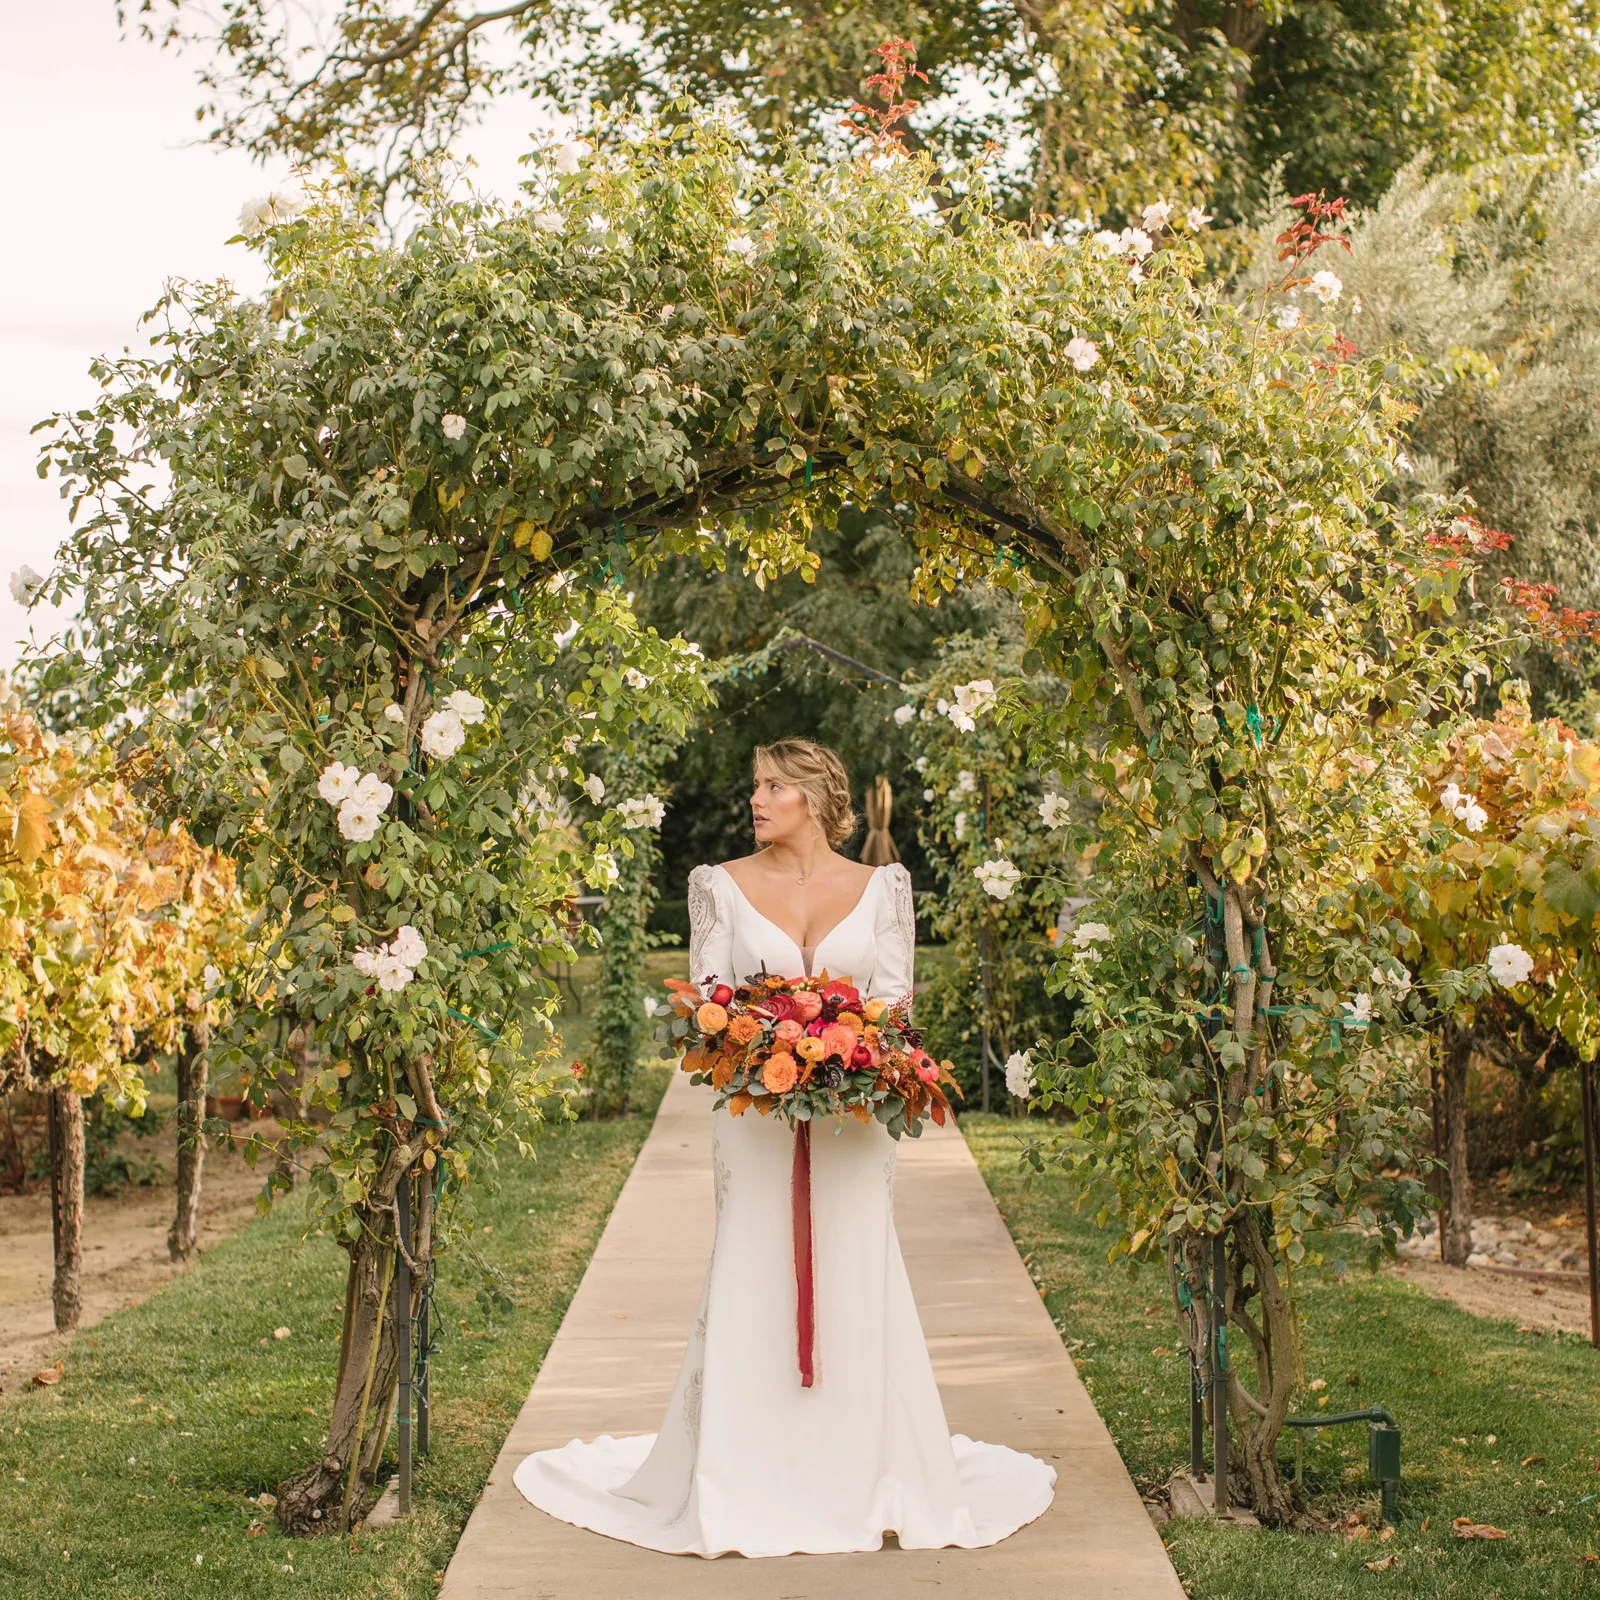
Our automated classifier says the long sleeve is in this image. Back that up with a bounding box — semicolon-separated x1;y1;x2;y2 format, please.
687;863;735;999
871;863;916;1008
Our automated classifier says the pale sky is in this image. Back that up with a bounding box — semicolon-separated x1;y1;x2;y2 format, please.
0;1;558;667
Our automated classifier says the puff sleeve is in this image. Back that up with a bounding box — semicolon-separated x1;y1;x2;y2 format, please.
687;864;735;1000
870;863;916;1009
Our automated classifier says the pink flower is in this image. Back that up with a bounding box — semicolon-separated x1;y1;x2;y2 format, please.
820;1022;859;1060
793;990;825;1023
774;1019;804;1045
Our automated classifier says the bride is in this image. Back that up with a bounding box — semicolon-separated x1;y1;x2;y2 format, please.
514;737;1057;1557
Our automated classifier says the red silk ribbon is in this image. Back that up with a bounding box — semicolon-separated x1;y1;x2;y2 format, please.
791;1119;815;1387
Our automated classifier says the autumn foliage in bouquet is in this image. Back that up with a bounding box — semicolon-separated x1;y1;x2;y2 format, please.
656;969;961;1138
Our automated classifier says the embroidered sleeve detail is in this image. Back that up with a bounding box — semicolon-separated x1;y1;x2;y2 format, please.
877;862;916;1013
687;864;720;996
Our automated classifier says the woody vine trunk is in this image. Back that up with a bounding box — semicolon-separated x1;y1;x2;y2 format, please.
45;1077;85;1333
168;1021;210;1262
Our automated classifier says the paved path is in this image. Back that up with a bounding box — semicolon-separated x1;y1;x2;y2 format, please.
440;1071;1185;1599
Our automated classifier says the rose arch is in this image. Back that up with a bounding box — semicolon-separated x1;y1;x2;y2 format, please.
39;110;1492;1529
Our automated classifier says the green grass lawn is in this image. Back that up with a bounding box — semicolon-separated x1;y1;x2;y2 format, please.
962;1112;1600;1599
0;1065;672;1600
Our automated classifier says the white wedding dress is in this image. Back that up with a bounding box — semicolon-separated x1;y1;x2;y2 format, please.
513;860;1057;1557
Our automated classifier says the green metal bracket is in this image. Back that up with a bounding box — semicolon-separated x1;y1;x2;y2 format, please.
1283;1407;1402;1524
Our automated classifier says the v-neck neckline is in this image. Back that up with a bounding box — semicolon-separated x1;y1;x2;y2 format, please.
717;864;881;977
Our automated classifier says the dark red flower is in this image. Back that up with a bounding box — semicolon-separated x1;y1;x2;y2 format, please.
710;983;734;1007
819;978;861;1009
850;1044;874;1069
756;991;800;1022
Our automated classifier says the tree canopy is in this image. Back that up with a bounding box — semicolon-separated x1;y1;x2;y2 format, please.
136;1;1600;225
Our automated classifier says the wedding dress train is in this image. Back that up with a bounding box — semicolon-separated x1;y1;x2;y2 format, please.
513;860;1057;1557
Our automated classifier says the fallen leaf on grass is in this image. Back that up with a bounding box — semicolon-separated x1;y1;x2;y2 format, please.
1452;1517;1508;1541
1363;1555;1405;1572
1523;1455;1546;1467
31;1361;63;1388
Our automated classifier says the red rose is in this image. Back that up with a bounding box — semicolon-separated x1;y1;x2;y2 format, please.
850;1043;874;1069
710;983;734;1007
756;992;799;1022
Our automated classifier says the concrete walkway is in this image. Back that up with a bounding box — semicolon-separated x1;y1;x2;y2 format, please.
440;1071;1184;1599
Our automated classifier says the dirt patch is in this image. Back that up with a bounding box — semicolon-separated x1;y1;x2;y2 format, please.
0;1121;288;1392
1386;1255;1593;1336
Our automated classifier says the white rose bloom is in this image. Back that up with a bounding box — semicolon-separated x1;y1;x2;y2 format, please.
1276;305;1302;330
534;209;564;232
947;707;976;732
317;761;362;805
1141;199;1172;231
1065;335;1100;372
1090;229;1126;256
352;948;381;977
239;190;300;237
1395;450;1413;474
202;964;222;989
953;678;998;719
353;771;394;810
337;796;383;842
374;951;415;992
553;139;589;174
581;773;606;804
936;697;950;714
420;708;466;758
389;925;428;967
954;811;968;840
616;794;666;828
1004;1050;1036;1099
442;689;487;725
975;857;1022;900
1371;964;1412;993
1310;269;1343;304
725;231;755;258
1073;922;1113;949
1186;206;1212;232
923;788;935;802
1438;781;1463;813
623;667;651;689
1342;992;1372;1025
893;704;917;726
9;564;43;606
1487;941;1534;986
1119;227;1154;259
956;769;977;795
382;702;406;724
441;413;467;441
1038;793;1072;828
1461;801;1488;833
588;848;619;887
914;755;928;773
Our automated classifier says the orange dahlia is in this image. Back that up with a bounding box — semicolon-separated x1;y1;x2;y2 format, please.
726;1013;762;1045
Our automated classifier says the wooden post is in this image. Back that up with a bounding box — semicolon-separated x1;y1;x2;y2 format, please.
1582;1058;1599;1349
47;1085;85;1331
395;1173;413;1514
980;774;992;1112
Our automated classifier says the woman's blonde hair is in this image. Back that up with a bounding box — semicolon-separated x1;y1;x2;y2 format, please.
752;738;859;848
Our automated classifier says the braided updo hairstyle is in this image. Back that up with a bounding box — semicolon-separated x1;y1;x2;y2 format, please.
752;738;859;849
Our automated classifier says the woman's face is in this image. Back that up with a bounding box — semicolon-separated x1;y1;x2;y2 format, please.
751;766;815;846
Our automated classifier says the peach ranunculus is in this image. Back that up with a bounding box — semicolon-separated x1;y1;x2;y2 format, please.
726;1013;763;1046
796;1036;826;1063
793;989;825;1023
696;1001;729;1033
762;1052;800;1094
819;1021;859;1060
774;1018;804;1045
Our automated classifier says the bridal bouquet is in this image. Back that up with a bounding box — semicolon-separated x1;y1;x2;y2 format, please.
657;969;962;1138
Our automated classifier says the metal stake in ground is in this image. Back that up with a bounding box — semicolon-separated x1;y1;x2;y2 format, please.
1582;1058;1600;1348
396;1172;414;1514
1212;1231;1229;1515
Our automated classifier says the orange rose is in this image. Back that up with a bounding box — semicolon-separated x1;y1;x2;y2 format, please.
819;1022;858;1060
762;1053;799;1094
862;998;886;1023
774;1018;804;1045
796;1036;826;1063
726;1013;762;1046
696;1001;729;1033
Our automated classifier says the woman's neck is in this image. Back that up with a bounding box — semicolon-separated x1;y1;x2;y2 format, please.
762;836;833;882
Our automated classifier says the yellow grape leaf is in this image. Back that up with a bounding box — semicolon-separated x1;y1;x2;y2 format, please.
14;792;51;863
328;904;356;923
